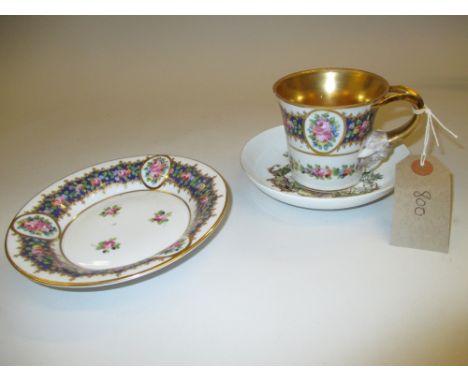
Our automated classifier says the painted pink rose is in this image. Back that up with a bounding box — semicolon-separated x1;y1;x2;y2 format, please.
108;207;119;215
90;177;101;186
31;245;46;257
284;118;294;132
343;167;353;176
312;167;323;177
100;205;121;217
117;169;131;177
199;195;209;204
312;119;333;143
52;195;66;206
181;172;192;181
359;120;369;137
103;240;116;250
150;210;171;224
153;215;166;223
312;167;331;178
96;237;120;253
24;219;52;233
150;160;165;178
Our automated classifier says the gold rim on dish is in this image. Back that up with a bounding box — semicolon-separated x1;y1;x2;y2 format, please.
4;155;230;288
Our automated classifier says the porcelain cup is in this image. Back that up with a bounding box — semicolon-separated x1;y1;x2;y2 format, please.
273;67;424;191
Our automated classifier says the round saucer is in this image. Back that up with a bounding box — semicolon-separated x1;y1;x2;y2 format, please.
241;126;410;210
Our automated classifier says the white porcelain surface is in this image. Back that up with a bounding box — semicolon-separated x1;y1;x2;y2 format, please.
61;191;191;270
5;155;228;288
241;126;410;210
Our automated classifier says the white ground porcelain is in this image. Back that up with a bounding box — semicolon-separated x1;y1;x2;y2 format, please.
241;126;410;210
279;99;374;191
61;191;191;270
5;155;228;288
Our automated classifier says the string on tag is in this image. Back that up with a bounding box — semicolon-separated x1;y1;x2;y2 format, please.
413;106;458;167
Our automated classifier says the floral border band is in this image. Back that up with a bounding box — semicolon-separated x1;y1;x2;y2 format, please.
281;107;375;148
281;108;306;141
14;157;220;280
290;159;356;180
267;163;383;198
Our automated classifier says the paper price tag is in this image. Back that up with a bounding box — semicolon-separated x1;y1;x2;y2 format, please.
391;155;452;253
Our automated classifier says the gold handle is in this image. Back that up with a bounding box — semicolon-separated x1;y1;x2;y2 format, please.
373;85;425;145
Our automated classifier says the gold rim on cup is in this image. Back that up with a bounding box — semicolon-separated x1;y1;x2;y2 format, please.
273;67;425;144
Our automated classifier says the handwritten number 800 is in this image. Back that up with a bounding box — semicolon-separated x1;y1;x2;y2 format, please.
413;191;431;216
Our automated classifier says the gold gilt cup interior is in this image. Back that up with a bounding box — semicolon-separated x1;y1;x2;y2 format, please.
273;68;390;108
